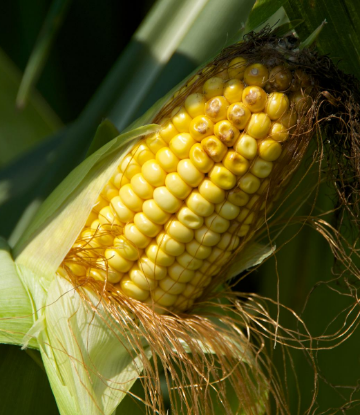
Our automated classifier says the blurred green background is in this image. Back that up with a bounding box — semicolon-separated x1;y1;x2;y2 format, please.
1;0;360;413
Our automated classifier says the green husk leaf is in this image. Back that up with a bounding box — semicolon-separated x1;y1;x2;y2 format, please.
299;19;327;49
86;119;119;157
245;1;287;33
272;19;304;37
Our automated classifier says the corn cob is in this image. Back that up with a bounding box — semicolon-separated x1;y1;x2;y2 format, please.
60;52;314;314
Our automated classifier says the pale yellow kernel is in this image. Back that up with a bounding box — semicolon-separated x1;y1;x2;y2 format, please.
195;226;221;246
177;252;203;270
111;196;135;222
91;221;116;246
177;159;204;187
114;236;141;261
85;211;98;227
165;172;192;200
278;109;297;129
205;96;229;122
156;232;185;256
204;213;230;233
269;122;289;142
207;247;232;264
139;255;167;280
258;138;282;161
266;92;289;120
168;263;194;283
243;63;269;87
223;79;245;103
146;243;175;267
153;186;182;213
112;171;129;189
105;249;133;273
134;212;162;237
215;200;241;220
186;240;212;260
141;159;166;187
169;133;196;159
93;195;108;213
208;163;237;190
227;102;251;130
171;106;192;133
246;113;271;139
166;219;194;244
238;173;261;194
250;158;273;178
234;133;258;160
159;118;179;143
131;142;155;166
247;194;260;209
198;179;225;204
186;190;214;217
119;184;143;212
101;183;118;201
192;271;211;287
182;284;203;299
142;199;171;225
159;277;186;295
120;155;142;180
237;208;255;225
201;135;227;162
189;115;214;142
98;206;122;226
124;223;151;249
237;224;250;236
120;278;149;301
145;133;167;153
227;188;250;206
189;144;214;173
223;151;249;176
228;57;247;80
184;93;206;118
187;74;201;87
200;260;221;276
152;287;178;306
214;120;239;147
257;179;270;195
177;206;204;230
217;232;240;251
65;262;87;277
156;147;179;172
242;86;267;113
131;173;154;200
203;77;224;99
130;266;158;290
173;296;194;311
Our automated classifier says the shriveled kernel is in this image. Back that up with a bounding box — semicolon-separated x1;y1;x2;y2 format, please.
189;143;214;174
250;158;273;178
156;147;179;173
134;212;162;237
145;132;167;153
177;206;204;229
195;226;221;246
238;173;261;194
205;213;230;234
169;133;196;159
215;200;241;220
227;102;251;130
201;136;227;162
246;113;271;139
124;223;151;249
186;190;214;217
171;106;192;133
214;120;239;147
131;142;154;166
152;288;178;306
267;65;292;91
223;79;245;103
217;232;240;251
265;92;289;120
237;208;255;225
185;93;206;118
168;263;194;283
112;171;129;189
119;184;143;212
139;256;167;280
166;219;194;243
114;236;141;261
198;179;225;204
192;271;211;287
279;109;297;129
143;199;171;225
141;160;166;187
159;277;186;295
111;196;135;222
153;186;182;213
189;115;214;142
207;248;232;264
205;96;229;122
258;138;282;161
98;206;121;226
290;91;312;114
93;195;108;213
165;172;192;199
145;243;175;267
208;163;236;190
177;252;203;270
159;118;178;143
244;63;269;87
131;174;154;199
186;240;212;259
105;249;133;273
101;183;119;201
120;278;149;301
227;188;250;206
228;57;247;80
130;266;158;290
120;155;142;180
203;77;224;99
269;122;289;142
247;194;260;209
177;159;205;187
223;151;249;176
156;232;185;256
242;86;267;112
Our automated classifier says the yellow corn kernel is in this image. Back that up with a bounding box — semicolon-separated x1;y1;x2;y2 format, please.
177;159;204;187
101;183;119;201
177;252;203;270
204;213;230;233
105;249;133;273
124;223;151;249
131;142;155;166
92;195;108;213
269;122;289;142
177;206;204;229
145;133;167;153
153;186;182;213
98;206;122;226
159;277;186;295
290;91;312;114
201;136;227;162
166;219;194;243
265;92;289;120
85;211;98;227
203;77;224;99
208;163;236;190
192;271;211;287
65;261;87;277
246;113;271;139
227;102;251;130
242;86;267;112
267;65;292;91
217;232;240;251
214;120;239;147
145;243;175;267
186;190;214;217
186;240;212;259
159;118;178;143
237;208;255;225
200;260;221;276
195;226;221;246
90;222;114;246
207;247;232;264
215;200;241;220
120;155;142;180
152;287;178;306
227;188;250;206
111;196;135;222
250;158;273;178
247;194;260;209
228;57;247;80
169;133;196;159
119;183;143;212
198;179;225;204
238;173;261;194
223;79;245;103
234;134;258;160
189;115;214;142
120;278;149;301
156;232;185;256
223;150;249;176
88;264;123;284
258;138;282;161
279;109;297;129
156;147;179;173
134;212;162;237
168;263;194;283
114;236;141;261
171;106;192;133
189;144;214;173
184;93;206;117
131;173;154;200
173;296;194;311
130;266;158;290
165;172;192;199
205;96;229;122
139;255;167;280
141;159;166;187
112;171;129;189
243;63;269;87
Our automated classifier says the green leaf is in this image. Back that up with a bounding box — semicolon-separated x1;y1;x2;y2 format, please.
86;119;119;157
272;19;304;37
245;0;287;33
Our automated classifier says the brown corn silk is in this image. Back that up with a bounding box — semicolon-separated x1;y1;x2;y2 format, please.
56;29;360;414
